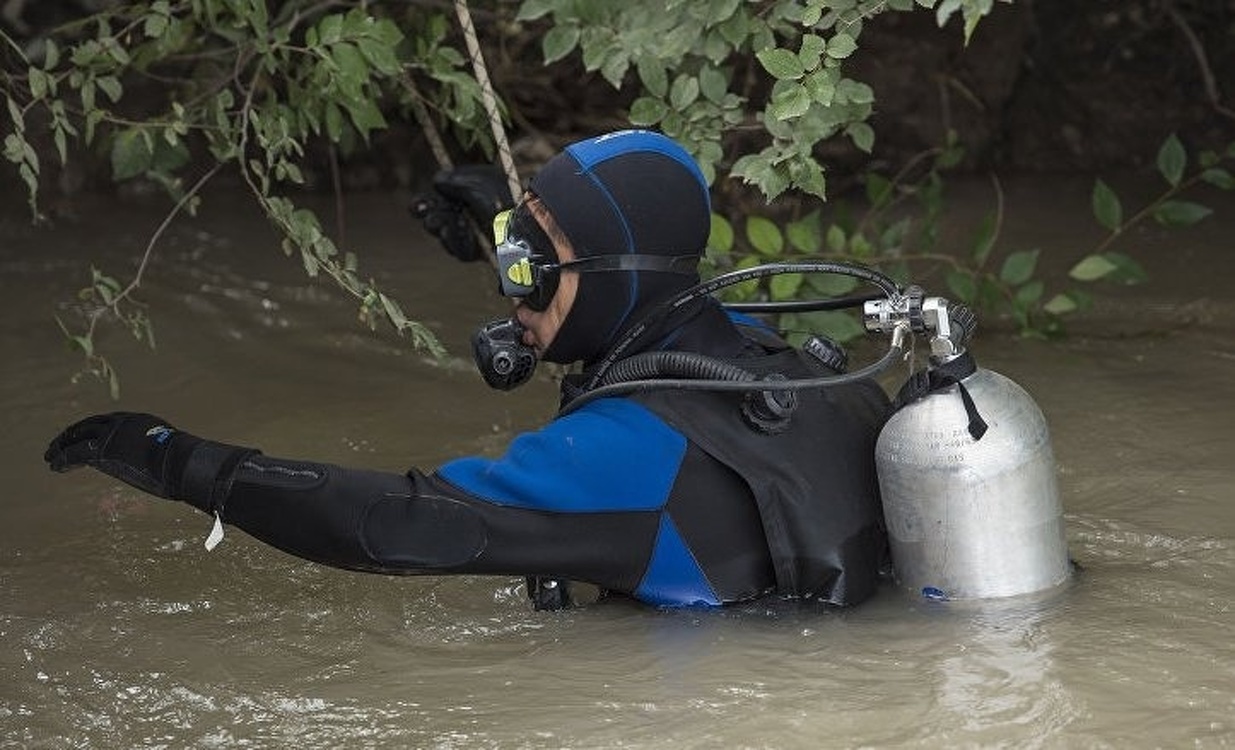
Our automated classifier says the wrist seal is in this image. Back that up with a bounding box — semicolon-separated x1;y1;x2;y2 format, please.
172;438;259;515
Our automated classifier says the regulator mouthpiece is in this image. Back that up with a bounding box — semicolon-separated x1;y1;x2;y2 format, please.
472;318;538;390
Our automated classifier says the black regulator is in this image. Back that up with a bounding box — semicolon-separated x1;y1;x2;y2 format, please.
472;318;538;391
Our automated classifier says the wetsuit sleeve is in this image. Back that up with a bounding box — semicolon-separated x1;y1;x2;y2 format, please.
205;399;698;599
213;456;489;572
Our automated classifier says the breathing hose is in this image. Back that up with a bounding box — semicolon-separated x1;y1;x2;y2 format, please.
557;261;911;417
586;260;901;392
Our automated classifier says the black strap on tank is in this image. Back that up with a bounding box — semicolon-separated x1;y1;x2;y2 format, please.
893;351;989;441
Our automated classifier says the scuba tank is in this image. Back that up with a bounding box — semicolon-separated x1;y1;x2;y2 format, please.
864;292;1072;601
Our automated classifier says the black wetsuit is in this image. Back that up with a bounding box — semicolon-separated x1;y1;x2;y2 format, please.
198;303;891;607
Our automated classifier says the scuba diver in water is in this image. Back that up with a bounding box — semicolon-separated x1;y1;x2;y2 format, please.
44;130;892;610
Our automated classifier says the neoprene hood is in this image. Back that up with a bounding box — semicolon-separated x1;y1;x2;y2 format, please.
529;130;712;365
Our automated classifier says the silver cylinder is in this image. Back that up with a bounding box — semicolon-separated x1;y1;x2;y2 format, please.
875;367;1071;600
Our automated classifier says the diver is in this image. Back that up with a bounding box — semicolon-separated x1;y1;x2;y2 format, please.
44;130;892;610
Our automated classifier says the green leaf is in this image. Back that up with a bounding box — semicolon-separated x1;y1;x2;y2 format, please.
516;0;554;21
1043;293;1078;315
805;272;857;296
1102;251;1148;284
28;68;48;100
1015;279;1043;305
542;25;580;64
846;121;874;153
380;293;409;330
756;48;805;80
144;10;168;37
1156;133;1186;187
799;34;826;68
600;49;629;88
1091;178;1122;232
999;248;1039;285
318;13;343;44
637;56;668;98
865;173;892;208
346;97;387;138
835;78;874;105
669;75;700;110
746;215;784;257
946;270;977;302
826;33;858;59
730;254;763;300
3;133;22;164
698;65;728;104
110;128;152;180
786;212;821;254
732;152;790;201
796;309;865;343
44;39;60;69
97;76;123;103
803;69;836;106
825;224;846;253
770;272;803;300
1153;200;1212;227
792;156;826;201
324;101;343;142
629;96;668;125
970;211;997;266
768;82;811;120
1068;253;1118;281
708;212;734;254
1200;167;1235;190
358;37;400;75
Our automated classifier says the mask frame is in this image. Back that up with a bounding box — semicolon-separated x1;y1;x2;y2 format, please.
492;207;699;312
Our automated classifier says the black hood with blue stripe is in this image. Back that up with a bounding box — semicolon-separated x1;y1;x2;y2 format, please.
530;130;712;365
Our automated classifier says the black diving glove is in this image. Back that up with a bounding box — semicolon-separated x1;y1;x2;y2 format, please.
44;412;256;514
410;165;514;263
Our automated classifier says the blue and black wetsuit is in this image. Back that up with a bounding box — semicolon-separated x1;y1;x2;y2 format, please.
46;130;893;609
209;305;891;608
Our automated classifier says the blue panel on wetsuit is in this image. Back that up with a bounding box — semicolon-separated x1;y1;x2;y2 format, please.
436;398;687;513
635;515;720;607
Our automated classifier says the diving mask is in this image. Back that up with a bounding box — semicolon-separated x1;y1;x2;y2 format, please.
492;203;700;312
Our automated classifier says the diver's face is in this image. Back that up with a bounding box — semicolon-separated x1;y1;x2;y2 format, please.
513;199;577;357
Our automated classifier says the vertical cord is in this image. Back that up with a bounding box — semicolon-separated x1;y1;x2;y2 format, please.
454;0;523;203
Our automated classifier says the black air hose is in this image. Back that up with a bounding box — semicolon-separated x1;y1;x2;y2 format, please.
598;351;757;388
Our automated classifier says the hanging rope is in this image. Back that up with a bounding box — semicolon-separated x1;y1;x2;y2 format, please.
454;0;522;203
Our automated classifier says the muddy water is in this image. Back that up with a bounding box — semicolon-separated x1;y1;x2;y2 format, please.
1;178;1233;748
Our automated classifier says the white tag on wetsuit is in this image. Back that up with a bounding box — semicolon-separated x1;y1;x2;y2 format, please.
204;512;225;551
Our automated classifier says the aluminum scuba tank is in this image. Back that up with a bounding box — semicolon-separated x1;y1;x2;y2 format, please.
865;295;1071;601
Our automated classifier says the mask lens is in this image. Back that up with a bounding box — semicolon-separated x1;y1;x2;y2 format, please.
492;205;559;311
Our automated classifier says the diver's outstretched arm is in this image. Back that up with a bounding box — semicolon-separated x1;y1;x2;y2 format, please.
42;412;657;593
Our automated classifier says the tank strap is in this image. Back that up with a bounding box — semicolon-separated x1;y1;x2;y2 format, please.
893;352;989;440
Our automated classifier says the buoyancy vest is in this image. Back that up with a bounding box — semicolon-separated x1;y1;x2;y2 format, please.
630;344;892;605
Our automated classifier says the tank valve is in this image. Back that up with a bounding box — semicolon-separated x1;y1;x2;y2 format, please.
864;292;977;363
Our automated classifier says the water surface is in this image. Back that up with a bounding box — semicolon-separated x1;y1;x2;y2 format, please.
2;179;1232;748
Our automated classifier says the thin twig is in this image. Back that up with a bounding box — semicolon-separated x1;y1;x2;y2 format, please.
86;162;224;337
402;71;454;170
1163;0;1235;121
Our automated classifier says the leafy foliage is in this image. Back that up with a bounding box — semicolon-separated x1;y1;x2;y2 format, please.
2;0;1228;394
517;0;998;200
3;1;494;389
704;132;1235;341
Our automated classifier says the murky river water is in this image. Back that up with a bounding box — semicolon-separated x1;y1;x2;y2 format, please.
2;177;1233;748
